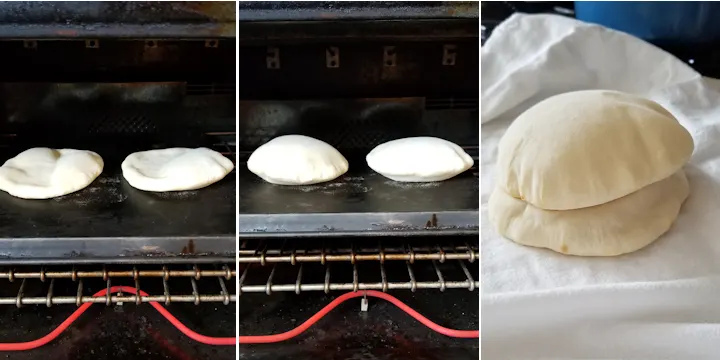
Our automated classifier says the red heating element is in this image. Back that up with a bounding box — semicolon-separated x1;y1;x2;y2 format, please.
0;287;478;350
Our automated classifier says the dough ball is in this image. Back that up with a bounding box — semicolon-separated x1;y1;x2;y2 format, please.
366;137;474;182
0;148;104;199
488;170;689;257
247;135;348;185
122;147;234;192
497;90;694;210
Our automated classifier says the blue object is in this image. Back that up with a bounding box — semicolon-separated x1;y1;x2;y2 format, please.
574;1;720;44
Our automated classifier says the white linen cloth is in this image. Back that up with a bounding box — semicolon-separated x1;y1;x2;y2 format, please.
481;14;720;359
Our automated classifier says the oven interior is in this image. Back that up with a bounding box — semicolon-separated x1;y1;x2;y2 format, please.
237;2;479;359
0;2;236;359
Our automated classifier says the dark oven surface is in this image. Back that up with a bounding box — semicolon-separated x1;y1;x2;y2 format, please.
0;38;236;261
0;81;236;261
237;97;479;236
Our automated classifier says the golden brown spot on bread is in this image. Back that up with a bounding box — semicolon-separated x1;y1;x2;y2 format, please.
560;244;568;253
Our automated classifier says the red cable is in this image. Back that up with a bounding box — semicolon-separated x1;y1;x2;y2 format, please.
239;290;479;344
0;286;235;351
0;287;478;351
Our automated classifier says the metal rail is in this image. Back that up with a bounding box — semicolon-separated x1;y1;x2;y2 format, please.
0;264;236;307
0;266;235;280
238;239;480;294
238;239;479;264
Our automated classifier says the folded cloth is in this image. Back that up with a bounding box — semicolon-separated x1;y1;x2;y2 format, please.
482;13;720;359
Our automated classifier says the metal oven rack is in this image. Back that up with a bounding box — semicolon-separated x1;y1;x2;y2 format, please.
0;262;237;359
238;238;479;294
0;263;236;306
237;237;479;359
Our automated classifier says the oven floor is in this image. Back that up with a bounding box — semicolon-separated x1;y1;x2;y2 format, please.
0;302;236;359
238;291;479;360
237;160;479;234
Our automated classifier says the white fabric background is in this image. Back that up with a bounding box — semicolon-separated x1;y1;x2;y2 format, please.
481;14;720;359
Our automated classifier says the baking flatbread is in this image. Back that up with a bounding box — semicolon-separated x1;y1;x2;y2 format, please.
0;147;104;199
247;135;348;185
366;137;474;182
122;147;234;192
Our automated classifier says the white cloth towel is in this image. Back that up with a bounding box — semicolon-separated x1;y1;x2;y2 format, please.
481;14;720;359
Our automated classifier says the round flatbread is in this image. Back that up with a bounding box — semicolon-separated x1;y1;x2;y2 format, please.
247;135;348;185
497;90;694;210
122;147;234;192
488;170;689;257
366;137;474;182
0;147;104;199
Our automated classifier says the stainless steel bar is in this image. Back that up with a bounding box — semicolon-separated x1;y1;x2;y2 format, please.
190;276;200;305
350;243;357;264
76;280;83;306
259;242;268;266
193;265;201;280
236;253;475;263
432;260;447;292
406;261;417;292
465;241;477;263
239;281;479;293
162;276;171;305
266;263;277;295
237;244;477;255
222;264;233;280
46;278;55;307
238;244;478;255
135;277;142;305
105;278;111;306
323;264;331;294
437;244;447;263
320;243;327;265
0;269;236;279
0;294;238;305
380;262;388;292
289;245;297;265
352;263;359;292
458;259;475;292
15;278;26;308
294;264;303;295
238;265;249;296
217;276;230;305
378;240;385;264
